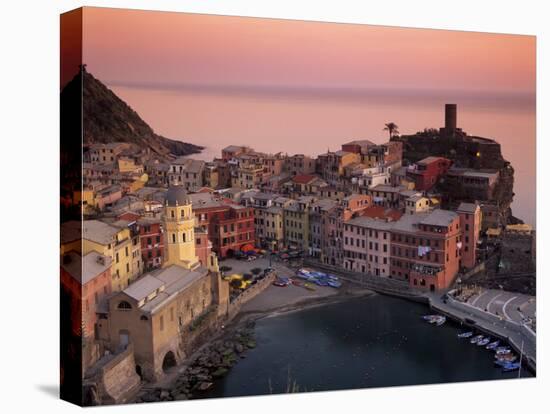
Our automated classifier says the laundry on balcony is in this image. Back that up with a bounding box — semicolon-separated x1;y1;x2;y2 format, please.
417;245;432;257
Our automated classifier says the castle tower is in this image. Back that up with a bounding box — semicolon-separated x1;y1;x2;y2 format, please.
445;103;457;134
162;186;200;270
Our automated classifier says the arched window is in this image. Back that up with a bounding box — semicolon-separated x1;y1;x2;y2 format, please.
172;233;176;243
117;301;132;310
140;315;149;321
183;232;186;242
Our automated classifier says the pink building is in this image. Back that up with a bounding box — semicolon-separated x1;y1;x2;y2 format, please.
343;217;394;277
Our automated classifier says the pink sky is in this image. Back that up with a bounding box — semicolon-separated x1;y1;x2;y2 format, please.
81;7;535;95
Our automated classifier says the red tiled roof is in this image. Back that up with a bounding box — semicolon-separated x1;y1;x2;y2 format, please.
361;206;403;221
292;174;317;184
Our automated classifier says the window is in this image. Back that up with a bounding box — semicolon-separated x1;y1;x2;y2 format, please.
117;301;132;310
172;233;176;243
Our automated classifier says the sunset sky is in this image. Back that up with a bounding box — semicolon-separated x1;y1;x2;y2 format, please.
76;7;536;96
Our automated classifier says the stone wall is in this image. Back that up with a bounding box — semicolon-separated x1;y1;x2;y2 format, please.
85;344;141;405
227;271;276;320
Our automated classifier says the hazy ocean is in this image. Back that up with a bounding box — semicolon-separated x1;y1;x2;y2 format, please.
111;84;535;226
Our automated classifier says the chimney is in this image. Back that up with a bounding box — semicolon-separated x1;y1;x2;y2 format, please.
445;104;457;132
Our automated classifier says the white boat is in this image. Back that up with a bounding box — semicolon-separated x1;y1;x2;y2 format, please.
486;340;500;350
496;348;512;356
470;335;484;344
477;337;491;346
458;331;474;338
434;316;446;326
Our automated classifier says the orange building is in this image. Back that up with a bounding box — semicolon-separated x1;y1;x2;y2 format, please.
457;202;482;270
61;251;113;339
390;210;461;291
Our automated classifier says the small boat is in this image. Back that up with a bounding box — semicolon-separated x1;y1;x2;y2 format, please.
303;282;316;291
496;346;510;352
434;316;446;326
422;315;441;323
502;362;521;372
486;340;500;350
477;337;491;347
495;353;517;362
496;348;512;356
327;280;342;289
494;359;510;367
458;331;474;339
470;335;484;344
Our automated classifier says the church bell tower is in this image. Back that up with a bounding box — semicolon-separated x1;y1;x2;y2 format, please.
163;186;200;270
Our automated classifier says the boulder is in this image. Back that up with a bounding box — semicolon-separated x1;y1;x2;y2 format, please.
197;382;213;392
211;367;229;378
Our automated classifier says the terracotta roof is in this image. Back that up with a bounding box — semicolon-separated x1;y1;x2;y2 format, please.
361;206;403;221
292;174;317;184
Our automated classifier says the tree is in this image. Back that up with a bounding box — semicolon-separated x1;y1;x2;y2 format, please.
383;122;399;139
251;267;262;276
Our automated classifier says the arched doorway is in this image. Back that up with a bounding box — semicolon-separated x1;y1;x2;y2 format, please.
162;351;177;372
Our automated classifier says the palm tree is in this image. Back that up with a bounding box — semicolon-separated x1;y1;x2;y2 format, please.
383;122;399;139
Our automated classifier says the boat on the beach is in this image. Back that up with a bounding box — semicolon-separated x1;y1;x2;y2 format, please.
458;331;474;339
470;335;484;344
477;337;491;346
314;278;330;287
303;282;316;291
495;347;511;355
327;280;342;289
486;340;500;350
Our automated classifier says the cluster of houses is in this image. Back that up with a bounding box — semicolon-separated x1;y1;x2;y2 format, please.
62;122;522;393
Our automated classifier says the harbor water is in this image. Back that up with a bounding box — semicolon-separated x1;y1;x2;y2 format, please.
200;294;531;398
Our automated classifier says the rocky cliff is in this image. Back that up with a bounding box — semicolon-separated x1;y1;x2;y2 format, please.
61;66;203;158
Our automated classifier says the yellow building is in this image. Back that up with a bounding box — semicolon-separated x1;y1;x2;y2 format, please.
284;196;315;250
82;220;136;292
256;206;285;250
98;185;229;381
232;165;264;189
163;186;201;270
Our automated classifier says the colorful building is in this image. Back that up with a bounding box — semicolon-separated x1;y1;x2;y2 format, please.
406;156;452;191
61;251;113;372
390;210;461;291
457;202;482;270
82;220;136;292
191;193;255;258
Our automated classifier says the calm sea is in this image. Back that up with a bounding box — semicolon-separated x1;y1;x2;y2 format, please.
198;295;532;399
111;85;535;226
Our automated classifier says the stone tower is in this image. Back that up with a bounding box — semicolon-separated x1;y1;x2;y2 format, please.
163;186;200;270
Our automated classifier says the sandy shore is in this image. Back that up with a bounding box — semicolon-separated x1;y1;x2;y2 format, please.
232;281;375;325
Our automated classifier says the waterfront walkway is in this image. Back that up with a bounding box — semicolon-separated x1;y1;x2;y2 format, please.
302;259;536;373
427;292;536;372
